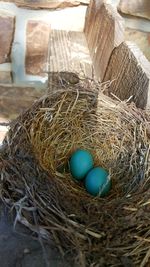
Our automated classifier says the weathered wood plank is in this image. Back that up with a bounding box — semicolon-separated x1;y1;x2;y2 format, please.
48;29;93;91
84;0;124;81
103;41;150;109
49;29;93;75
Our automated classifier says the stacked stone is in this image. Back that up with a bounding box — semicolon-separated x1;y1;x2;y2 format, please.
0;13;14;84
0;2;50;87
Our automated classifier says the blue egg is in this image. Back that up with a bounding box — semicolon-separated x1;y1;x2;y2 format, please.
69;149;94;180
85;167;111;197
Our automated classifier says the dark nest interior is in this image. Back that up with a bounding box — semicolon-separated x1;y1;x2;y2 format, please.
0;81;150;267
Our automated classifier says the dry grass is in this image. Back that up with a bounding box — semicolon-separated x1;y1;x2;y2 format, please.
1;83;150;266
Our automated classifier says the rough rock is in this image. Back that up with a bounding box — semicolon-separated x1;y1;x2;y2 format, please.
0;86;44;119
0;71;12;84
125;29;150;62
25;20;50;76
0;14;15;64
9;0;89;9
118;0;150;20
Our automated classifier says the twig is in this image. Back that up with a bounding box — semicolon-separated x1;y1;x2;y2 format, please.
0;122;10;126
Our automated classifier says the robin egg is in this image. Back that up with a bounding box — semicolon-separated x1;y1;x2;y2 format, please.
85;167;111;197
69;149;94;180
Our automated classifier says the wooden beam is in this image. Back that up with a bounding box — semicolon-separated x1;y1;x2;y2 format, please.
48;29;93;91
103;41;150;109
84;0;124;81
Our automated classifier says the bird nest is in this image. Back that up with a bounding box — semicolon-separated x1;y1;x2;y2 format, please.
1;86;150;267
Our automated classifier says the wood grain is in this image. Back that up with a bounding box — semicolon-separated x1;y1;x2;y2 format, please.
103;41;150;109
48;29;93;86
84;0;124;81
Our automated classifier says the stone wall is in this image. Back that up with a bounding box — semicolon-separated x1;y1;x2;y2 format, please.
0;2;51;88
1;0;90;9
0;13;15;84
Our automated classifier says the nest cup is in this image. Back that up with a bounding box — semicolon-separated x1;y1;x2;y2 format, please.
1;88;150;266
29;90;149;196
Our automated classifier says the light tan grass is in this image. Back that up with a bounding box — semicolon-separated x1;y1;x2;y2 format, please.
29;89;150;197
